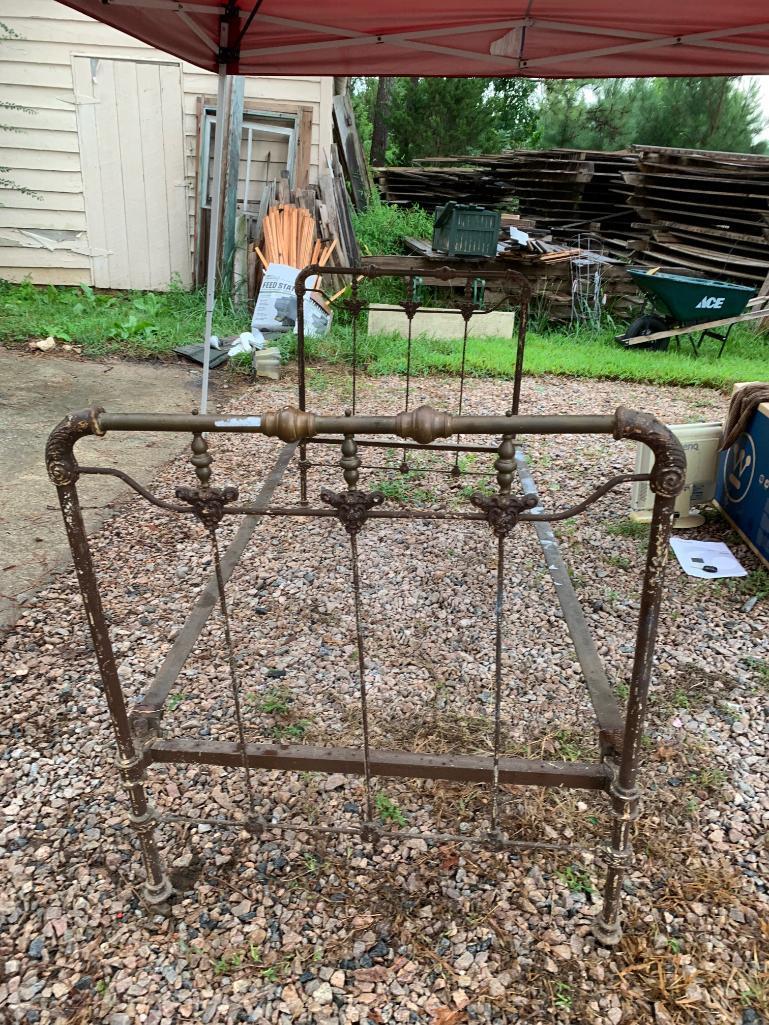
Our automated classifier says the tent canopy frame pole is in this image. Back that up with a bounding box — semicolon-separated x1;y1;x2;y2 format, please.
201;65;228;415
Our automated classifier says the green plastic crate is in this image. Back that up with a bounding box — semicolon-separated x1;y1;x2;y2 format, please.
432;202;501;258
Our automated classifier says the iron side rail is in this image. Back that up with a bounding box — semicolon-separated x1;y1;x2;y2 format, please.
147;738;611;792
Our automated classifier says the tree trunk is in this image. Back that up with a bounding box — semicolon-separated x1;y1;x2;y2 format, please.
370;76;393;165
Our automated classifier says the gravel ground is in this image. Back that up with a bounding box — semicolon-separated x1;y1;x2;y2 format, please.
2;369;768;1025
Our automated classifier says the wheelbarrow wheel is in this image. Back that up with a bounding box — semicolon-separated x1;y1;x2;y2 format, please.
621;314;670;351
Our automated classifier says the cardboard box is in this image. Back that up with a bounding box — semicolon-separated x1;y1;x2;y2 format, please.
714;388;769;569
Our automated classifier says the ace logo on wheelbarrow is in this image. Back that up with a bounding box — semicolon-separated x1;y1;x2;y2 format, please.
695;295;725;310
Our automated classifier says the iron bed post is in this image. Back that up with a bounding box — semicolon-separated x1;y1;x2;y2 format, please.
45;411;173;908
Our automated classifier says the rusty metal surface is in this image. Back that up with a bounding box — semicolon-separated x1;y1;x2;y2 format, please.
93;408;615;437
147;738;611;790
47;401;683;941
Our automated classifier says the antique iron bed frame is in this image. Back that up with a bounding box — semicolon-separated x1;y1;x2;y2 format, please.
293;261;530;501
47;390;684;945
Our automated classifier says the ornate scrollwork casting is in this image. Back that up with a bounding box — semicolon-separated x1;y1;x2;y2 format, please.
320;489;384;536
614;407;686;498
175;484;239;530
470;492;538;538
45;406;105;486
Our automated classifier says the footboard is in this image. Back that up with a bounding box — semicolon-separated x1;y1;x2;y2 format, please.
47;404;684;944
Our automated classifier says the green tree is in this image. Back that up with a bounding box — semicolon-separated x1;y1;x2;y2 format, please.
352;76;538;165
635;78;766;152
536;77;766;154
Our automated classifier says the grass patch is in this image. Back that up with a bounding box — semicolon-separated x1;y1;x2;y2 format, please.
0;278;248;358
372;472;436;505
550;728;593;762
375;792;408;827
4;275;769;389
606;553;632;570
717;567;769;602
744;656;769;688
298;319;769;390
556;864;594;895
606;517;650;540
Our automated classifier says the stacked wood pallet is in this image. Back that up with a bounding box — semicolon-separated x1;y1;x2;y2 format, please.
373;164;515;210
472;149;637;245
374;149;639;249
376;146;769;287
620;145;769;285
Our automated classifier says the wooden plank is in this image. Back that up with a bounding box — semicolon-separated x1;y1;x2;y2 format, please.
137;61;171;290
1;167;83;193
0;127;79;153
0;106;77;132
0;205;87;232
754;267;769;333
0;62;73;89
87;58;131;288
0;265;91;284
0;245;90;268
114;59;151;290
295;105;313;190
332;92;370;211
0;147;78;175
221;75;245;295
630;143;769;166
621;306;769;346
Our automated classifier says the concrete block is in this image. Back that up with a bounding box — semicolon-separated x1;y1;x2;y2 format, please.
367;304;515;340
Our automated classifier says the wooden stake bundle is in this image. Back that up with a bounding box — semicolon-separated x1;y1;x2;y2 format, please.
258;202;337;269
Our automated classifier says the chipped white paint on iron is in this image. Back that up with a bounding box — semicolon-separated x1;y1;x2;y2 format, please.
213;416;262;429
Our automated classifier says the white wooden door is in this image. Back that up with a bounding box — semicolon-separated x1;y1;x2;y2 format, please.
73;56;191;290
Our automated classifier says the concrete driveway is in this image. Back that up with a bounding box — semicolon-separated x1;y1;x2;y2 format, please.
0;349;211;628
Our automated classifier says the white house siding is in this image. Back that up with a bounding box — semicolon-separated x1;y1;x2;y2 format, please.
0;0;333;286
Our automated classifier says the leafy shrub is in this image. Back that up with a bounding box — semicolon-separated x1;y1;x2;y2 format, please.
352;195;433;256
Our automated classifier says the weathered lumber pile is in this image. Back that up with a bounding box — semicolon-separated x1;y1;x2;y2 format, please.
374;149;638;242
376;146;769;287
472;149;639;253
402;221;641;323
374;163;516;210
621;145;769;285
255;203;336;270
246;147;358;300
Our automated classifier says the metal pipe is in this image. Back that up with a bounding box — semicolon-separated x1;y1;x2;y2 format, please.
97;411;616;436
201;66;228;416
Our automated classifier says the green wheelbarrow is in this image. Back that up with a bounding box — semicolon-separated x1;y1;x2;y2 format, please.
618;269;757;357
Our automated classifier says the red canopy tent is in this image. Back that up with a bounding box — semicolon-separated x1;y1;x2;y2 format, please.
55;1;769;77
54;0;769;408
